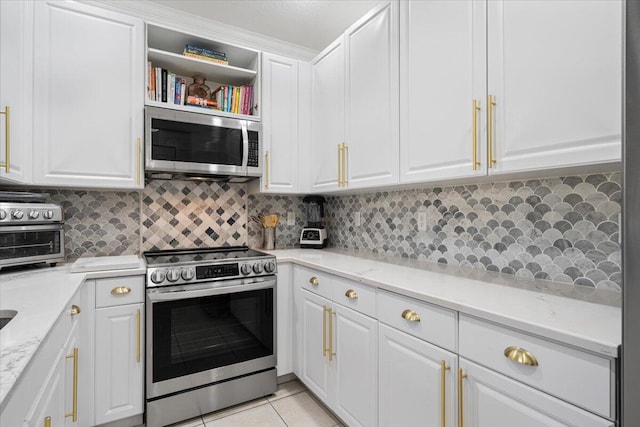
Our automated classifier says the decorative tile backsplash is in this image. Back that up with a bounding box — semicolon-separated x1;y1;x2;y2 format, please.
43;190;140;261
326;173;622;291
247;194;306;249
141;180;247;251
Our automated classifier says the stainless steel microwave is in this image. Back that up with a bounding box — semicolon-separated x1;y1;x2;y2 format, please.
145;106;261;181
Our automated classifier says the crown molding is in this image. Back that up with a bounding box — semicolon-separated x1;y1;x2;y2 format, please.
85;0;319;61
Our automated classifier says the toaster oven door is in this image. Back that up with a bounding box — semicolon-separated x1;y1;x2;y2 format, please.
0;224;65;268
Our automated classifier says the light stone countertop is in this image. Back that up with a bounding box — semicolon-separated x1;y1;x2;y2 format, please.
267;248;621;358
0;259;146;408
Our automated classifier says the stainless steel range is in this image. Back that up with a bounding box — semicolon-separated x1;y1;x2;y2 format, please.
144;246;277;427
0;192;64;270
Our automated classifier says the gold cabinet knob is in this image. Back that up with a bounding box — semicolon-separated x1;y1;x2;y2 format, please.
70;305;81;316
309;277;319;285
111;286;131;295
44;416;51;427
504;346;539;366
401;309;420;322
345;289;358;299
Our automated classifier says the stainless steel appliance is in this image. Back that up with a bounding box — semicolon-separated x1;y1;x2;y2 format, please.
0;192;64;269
144;246;277;427
300;195;328;248
145;106;261;181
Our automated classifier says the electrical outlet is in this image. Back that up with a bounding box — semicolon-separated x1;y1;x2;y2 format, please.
287;212;295;226
355;211;361;227
417;212;427;231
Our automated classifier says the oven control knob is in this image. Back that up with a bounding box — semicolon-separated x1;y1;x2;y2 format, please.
150;270;166;284
12;210;24;220
252;263;264;274
264;261;276;273
43;210;54;220
29;210;40;219
181;268;195;281
0;210;5;220
241;264;252;275
167;269;181;282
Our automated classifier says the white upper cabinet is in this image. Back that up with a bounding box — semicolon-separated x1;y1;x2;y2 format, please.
0;0;32;184
399;0;486;184
310;38;345;193
344;1;399;189
487;0;622;174
260;52;299;193
32;1;144;189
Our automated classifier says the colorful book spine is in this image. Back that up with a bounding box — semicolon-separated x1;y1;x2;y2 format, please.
161;69;168;103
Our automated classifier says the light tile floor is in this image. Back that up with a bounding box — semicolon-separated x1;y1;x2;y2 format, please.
169;380;342;427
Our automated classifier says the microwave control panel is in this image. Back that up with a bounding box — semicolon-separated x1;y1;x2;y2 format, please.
248;131;259;167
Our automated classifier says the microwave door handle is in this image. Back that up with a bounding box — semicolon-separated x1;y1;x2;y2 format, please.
241;123;249;171
147;280;275;302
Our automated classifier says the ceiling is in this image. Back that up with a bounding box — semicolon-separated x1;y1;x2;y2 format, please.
147;0;380;52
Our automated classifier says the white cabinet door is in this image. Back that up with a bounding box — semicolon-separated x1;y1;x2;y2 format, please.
459;358;614;427
301;289;332;402
487;0;622;174
379;323;457;427
0;0;32;184
399;0;487;184
94;303;144;425
344;1;399;189
25;349;65;427
261;53;299;194
310;37;344;192
32;1;144;189
332;304;378;427
276;263;293;376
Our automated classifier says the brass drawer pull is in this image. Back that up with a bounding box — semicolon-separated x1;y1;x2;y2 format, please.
44;416;51;427
309;276;319;285
136;309;141;363
472;99;481;170
440;360;450;427
401;309;420;322
70;305;81;316
487;94;497;167
111;286;131;295
323;305;329;357
65;347;79;421
345;289;358;299
504;346;539;366
0;106;9;173
458;368;467;427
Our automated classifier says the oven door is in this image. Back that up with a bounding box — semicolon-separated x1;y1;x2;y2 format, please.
145;106;249;176
0;224;65;268
146;277;276;399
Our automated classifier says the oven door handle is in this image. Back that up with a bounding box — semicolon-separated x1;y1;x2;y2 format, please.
147;279;275;302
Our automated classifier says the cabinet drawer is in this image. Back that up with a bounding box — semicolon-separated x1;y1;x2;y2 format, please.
96;276;144;308
295;266;333;300
459;314;613;418
377;290;456;352
332;277;376;318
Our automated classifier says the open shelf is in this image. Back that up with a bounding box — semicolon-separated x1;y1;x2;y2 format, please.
145;100;260;121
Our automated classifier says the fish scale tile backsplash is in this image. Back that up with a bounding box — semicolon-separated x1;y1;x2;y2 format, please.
325;173;622;292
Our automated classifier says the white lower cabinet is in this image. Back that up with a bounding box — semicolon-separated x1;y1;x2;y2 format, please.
378;323;457;427
94;275;145;426
24;348;66;427
301;289;332;402
458;358;614;427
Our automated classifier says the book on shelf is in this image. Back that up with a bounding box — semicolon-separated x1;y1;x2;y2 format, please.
161;69;168;103
184;44;227;59
213;84;253;115
183;52;229;65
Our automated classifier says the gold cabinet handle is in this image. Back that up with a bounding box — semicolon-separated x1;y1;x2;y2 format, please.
70;305;81;316
441;360;451;427
65;347;79;422
309;276;319;286
322;305;329;357
265;150;270;190
401;309;420;322
345;289;358;299
0;106;10;173
136;309;141;363
487;94;496;167
342;143;348;187
328;308;336;361
337;144;342;186
458;368;467;427
472;99;481;170
44;416;51;427
504;346;539;366
136;138;141;185
111;286;131;295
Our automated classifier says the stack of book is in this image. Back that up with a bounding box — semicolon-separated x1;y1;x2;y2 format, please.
148;62;188;106
212;85;254;115
183;44;229;65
